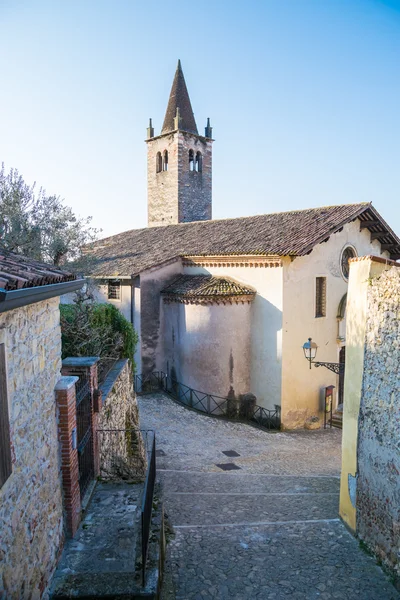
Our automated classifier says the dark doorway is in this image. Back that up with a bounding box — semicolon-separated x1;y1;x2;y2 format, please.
338;347;346;405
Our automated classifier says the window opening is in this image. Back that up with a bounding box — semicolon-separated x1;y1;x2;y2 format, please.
156;152;162;173
315;277;327;318
341;246;356;281
189;149;194;172
163;150;168;171
108;280;121;300
0;343;12;488
195;151;202;172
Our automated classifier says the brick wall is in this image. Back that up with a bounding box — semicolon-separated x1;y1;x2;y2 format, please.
0;298;64;598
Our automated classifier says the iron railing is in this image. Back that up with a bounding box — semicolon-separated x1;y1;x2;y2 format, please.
141;433;156;587
135;372;281;430
75;373;94;499
135;371;165;395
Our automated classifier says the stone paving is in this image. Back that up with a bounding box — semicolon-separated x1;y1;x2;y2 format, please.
50;482;143;598
138;393;399;600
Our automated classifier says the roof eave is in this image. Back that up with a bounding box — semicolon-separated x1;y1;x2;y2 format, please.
298;204;372;256
0;279;85;313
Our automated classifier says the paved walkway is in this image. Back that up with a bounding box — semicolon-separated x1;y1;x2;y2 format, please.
139;393;399;600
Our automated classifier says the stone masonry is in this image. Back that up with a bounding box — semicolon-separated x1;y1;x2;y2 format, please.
147;131;212;227
0;298;64;598
357;265;400;578
98;359;146;480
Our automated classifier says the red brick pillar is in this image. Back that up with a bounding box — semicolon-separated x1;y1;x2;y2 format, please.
55;376;81;537
61;357;101;479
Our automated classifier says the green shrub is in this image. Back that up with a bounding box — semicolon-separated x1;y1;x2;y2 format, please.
60;291;138;371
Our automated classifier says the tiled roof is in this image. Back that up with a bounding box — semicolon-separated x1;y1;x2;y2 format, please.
0;250;77;291
87;203;400;277
161;275;255;298
161;60;198;135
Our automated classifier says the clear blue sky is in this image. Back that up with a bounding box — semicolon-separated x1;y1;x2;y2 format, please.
1;0;399;239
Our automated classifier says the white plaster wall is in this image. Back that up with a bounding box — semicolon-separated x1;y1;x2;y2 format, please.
140;259;183;374
92;282;132;323
182;264;283;410
162;301;251;399
281;218;389;428
133;285;141;372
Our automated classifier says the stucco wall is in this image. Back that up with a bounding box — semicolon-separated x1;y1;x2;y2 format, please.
182;262;283;409
356;266;400;576
339;257;393;531
0;298;64;598
281;219;388;429
92;280;132;323
140;259;183;375
161;301;252;399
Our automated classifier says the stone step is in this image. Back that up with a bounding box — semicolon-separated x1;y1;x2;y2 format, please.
331;413;343;429
163;487;339;526
159;471;340;495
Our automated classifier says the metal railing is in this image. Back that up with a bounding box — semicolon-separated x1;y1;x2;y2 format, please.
141;433;156;587
135;372;281;431
135;371;165;395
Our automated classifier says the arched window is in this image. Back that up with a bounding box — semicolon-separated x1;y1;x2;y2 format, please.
156;152;162;173
189;149;194;171
163;150;168;171
195;151;202;172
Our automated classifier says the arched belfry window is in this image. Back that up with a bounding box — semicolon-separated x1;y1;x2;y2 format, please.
189;149;194;171
163;150;168;171
195;151;202;172
156;152;162;173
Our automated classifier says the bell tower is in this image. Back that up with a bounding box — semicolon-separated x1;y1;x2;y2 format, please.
146;60;213;227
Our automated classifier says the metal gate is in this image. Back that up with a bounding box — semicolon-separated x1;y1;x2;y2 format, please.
75;374;94;499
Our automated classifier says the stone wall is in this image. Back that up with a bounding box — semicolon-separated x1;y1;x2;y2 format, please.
356;266;400;577
98;359;146;481
177;131;212;224
0;298;64;598
147;131;212;227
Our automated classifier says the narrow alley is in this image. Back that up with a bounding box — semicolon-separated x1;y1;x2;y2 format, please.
139;393;398;600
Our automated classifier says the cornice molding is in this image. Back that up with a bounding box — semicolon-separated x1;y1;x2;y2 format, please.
163;293;255;306
182;255;283;268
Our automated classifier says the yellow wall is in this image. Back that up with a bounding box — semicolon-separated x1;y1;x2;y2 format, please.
339;257;392;531
281;220;387;429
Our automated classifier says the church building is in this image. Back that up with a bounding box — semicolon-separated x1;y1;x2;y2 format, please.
87;61;400;429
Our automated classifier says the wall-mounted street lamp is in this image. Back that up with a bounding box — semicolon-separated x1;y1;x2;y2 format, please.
302;337;345;375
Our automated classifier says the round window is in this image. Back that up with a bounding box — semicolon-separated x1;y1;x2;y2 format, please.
341;246;357;280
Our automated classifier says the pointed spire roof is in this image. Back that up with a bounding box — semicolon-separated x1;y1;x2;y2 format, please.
161;60;198;135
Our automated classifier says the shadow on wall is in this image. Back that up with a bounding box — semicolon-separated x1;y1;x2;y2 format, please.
250;294;283;411
162;293;283;412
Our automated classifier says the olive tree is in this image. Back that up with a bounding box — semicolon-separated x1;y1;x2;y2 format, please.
0;163;99;266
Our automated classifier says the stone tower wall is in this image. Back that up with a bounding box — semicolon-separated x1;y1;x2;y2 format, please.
178;132;212;223
147;131;212;227
147;133;179;227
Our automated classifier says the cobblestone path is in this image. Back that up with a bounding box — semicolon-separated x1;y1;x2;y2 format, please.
139;393;398;600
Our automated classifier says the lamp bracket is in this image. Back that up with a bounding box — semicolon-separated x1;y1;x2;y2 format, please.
314;361;345;375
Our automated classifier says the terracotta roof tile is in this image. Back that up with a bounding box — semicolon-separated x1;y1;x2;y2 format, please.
87;203;400;277
0;250;77;291
161;275;255;298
